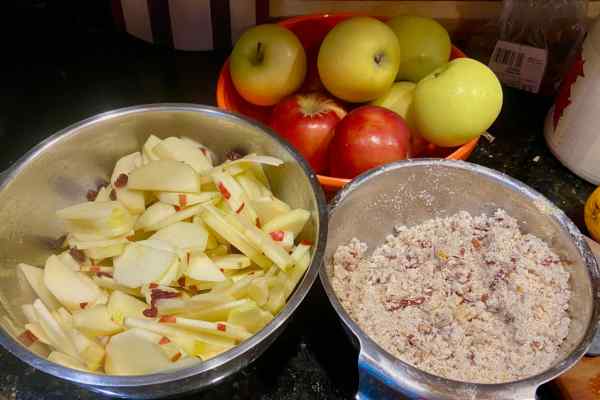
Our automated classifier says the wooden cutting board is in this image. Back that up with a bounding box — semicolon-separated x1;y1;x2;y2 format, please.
554;237;600;400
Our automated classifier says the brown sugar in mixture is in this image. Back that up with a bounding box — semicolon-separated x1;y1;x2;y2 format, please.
330;210;571;383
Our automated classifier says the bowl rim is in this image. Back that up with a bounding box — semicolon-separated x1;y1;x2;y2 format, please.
215;12;481;191
0;103;329;388
320;158;600;396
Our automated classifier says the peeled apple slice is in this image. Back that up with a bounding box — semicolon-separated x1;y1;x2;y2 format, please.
212;255;251;270
150;222;208;253
185;253;226;282
128;160;199;193
153;137;212;173
156;191;219;208
69;328;106;371
250;197;291;225
107;290;148;324
56;201;126;221
84;243;127;261
111;152;145;214
262;209;311;236
227;301;273;333
48;351;88;371
113;242;177;288
33;299;79;359
143;135;162;161
18;263;61;310
43;255;104;312
236;171;271;199
105;329;172;375
73;305;123;337
135;202;176;231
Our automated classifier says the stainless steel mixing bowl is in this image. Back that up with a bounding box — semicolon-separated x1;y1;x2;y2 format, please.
321;159;600;400
0;104;328;398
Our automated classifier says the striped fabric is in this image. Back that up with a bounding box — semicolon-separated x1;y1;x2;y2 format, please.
111;0;268;50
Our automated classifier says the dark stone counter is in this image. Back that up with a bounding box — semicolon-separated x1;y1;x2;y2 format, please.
0;2;595;399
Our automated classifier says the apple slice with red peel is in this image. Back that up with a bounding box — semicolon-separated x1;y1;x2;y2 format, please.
105;328;172;375
269;230;294;251
159;316;252;341
212;254;251;270
126;327;186;362
128;160;199;193
135;202;176;231
183;298;252;321
43;255;105;312
145;203;207;231
113;241;177;288
153;137;212;173
200;207;272;269
179;136;214;165
73;305;123;337
48;351;88;371
262;209;310;236
68;235;128;250
33;299;79;359
250;196;291;225
150;222;208;253
224;213;293;270
211;169;258;225
156;191;219;208
143;135;162;162
107;290;148;324
227;301;274;334
184;253;226;282
111;152;145;214
124;317;236;350
18;263;61;310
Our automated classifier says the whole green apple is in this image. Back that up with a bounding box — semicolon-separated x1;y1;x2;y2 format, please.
370;81;416;120
412;58;503;147
317;17;401;103
387;16;451;82
230;24;306;106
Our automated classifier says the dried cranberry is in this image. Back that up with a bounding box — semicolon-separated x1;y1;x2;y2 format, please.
86;189;98;201
69;248;86;264
255;217;261;228
150;289;181;306
143;307;158;318
225;150;243;161
114;173;128;188
270;231;284;242
109;189;117;201
159;336;171;345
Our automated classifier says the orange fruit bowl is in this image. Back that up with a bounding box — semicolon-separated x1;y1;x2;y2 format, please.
216;13;479;193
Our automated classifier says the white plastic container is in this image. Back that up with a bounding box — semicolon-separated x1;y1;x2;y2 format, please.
545;19;600;185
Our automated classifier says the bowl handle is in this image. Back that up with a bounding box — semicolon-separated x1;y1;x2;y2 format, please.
356;350;541;400
355;350;409;400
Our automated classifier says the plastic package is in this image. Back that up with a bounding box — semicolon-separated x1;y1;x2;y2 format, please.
470;0;588;95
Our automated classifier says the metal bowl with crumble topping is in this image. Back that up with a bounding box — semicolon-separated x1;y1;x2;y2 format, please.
321;159;600;400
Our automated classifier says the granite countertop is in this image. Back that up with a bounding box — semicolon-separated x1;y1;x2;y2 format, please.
0;2;596;400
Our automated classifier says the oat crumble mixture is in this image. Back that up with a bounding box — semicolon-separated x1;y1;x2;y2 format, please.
330;210;571;383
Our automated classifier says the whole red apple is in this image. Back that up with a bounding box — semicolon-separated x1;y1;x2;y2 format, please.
270;93;345;173
328;105;411;178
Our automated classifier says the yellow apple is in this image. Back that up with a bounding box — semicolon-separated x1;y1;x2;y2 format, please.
317;17;401;102
387;16;451;82
412;58;503;147
230;24;306;106
370;81;416;120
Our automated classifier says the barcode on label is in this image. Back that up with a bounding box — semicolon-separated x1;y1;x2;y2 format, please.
493;48;525;69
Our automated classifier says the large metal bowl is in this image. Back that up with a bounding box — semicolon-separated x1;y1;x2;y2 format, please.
321;159;600;400
0;104;328;398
